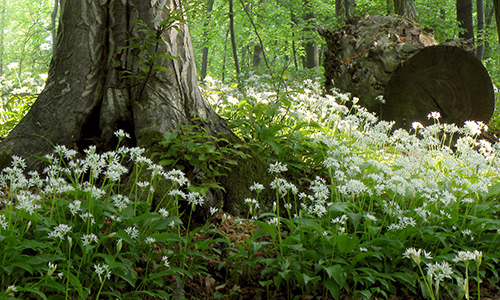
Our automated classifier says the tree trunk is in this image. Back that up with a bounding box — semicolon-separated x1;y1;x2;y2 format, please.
303;0;319;69
0;0;273;217
319;15;494;130
252;44;263;68
229;0;240;75
336;0;356;17
200;0;215;82
494;0;500;46
476;0;485;61
51;0;58;55
457;0;475;41
394;0;417;20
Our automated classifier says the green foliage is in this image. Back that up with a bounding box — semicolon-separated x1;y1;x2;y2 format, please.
156;121;249;190
0;134;225;299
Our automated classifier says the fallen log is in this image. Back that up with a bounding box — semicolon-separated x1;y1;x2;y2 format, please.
319;14;495;129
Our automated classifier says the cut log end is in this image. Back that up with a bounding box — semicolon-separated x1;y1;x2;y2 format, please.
382;45;495;129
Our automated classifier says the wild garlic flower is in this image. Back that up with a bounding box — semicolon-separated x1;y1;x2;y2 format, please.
0;214;8;230
15;191;42;215
161;256;170;267
6;285;17;292
68;200;82;216
452;250;483;267
81;234;99;246
111;194;131;212
47;262;57;276
210;207;219;215
163;169;190;187
145;237;156;245
249;182;265;192
125;226;139;239
268;162;288;174
158;208;169;218
48;224;72;240
427;111;441;121
114;129;131;139
365;213;377;222
94;263;111;283
187;192;204;207
426;261;453;284
403;247;422;265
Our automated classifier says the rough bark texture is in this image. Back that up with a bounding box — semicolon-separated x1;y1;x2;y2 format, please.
319;14;494;129
457;0;474;40
394;0;417;20
0;0;273;217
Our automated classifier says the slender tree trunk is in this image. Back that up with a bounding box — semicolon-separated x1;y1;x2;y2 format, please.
476;0;485;60
251;0;266;68
457;0;475;41
0;0;5;78
200;0;215;82
303;0;318;69
387;0;391;14
51;0;58;55
229;0;240;75
394;0;417;20
336;0;356;17
494;0;500;46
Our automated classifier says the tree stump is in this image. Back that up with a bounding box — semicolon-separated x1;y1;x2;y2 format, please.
319;14;495;129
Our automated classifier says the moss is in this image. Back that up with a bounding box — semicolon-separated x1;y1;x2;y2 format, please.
217;147;274;217
0;150;12;171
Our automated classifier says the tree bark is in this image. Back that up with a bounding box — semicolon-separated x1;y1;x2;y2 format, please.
457;0;475;41
229;0;240;75
336;0;356;17
319;15;494;129
0;0;273;217
51;0;59;55
394;0;417;20
303;0;319;69
200;0;215;81
494;0;500;46
476;0;485;61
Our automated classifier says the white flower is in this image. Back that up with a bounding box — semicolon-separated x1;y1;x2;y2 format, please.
81;234;99;246
158;208;169;218
114;129;131;139
125;226;139;239
93;263;111;283
268;162;288;174
161;256;170;267
163;169;190;187
48;224;72;240
427;111;441;121
112;194;131;212
365;213;377;222
0;214;9;230
426;261;453;283
210;207;219;215
187;192;204;207
403;247;422;265
47;262;57;276
412;122;424;130
6;285;17;292
249;182;265;192
145;237;156;245
68;200;82;216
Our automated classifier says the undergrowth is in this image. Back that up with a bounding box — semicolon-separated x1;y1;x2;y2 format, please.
1;71;500;299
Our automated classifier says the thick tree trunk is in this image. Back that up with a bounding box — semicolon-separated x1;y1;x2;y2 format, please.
319;15;494;129
394;0;417;20
457;0;475;41
0;0;273;217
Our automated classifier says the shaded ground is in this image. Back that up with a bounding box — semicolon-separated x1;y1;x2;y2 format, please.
181;212;500;300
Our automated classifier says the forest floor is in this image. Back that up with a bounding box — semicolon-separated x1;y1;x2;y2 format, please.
180;212;500;300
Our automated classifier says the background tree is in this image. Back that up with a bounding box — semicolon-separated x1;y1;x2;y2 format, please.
200;0;215;81
0;0;274;216
457;0;475;41
394;0;417;20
